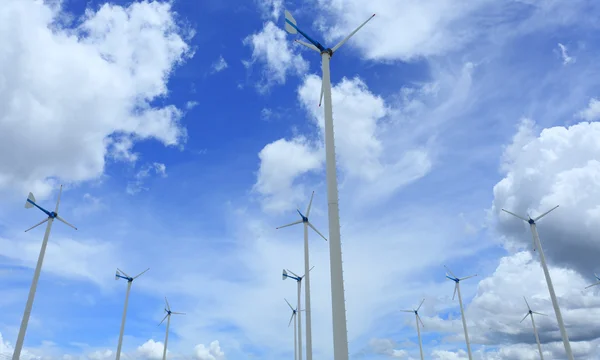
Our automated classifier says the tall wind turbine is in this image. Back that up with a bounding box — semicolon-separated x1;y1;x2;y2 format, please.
13;185;77;360
159;297;185;360
285;298;299;360
400;299;425;360
502;206;574;360
445;266;477;360
283;267;313;360
283;11;375;360
277;192;326;360
114;268;150;360
521;296;547;360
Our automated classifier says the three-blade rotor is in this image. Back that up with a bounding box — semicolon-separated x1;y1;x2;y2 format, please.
276;191;328;241
585;273;600;289
24;185;78;232
282;267;314;282
521;296;547;323
159;297;185;326
501;206;559;251
115;268;149;282
285;298;298;327
401;298;425;327
445;266;477;300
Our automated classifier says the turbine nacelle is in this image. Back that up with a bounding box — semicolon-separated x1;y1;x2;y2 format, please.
24;186;78;232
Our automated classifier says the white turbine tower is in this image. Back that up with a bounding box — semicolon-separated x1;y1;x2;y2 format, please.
285;298;299;360
114;268;150;360
400;299;425;360
13;185;77;360
521;296;547;360
502;206;574;360
445;266;477;360
282;267;313;360
159;297;185;360
277;192;326;360
283;11;375;360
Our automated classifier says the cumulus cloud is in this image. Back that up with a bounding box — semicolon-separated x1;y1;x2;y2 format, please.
492;119;600;276
194;340;225;360
0;0;192;199
576;98;600;121
137;339;165;360
253;136;322;213
243;21;308;93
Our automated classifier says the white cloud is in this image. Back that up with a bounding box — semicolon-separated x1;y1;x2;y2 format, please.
243;21;308;93
576;98;600;121
257;0;283;20
0;0;191;199
211;55;228;73
492;119;600;275
137;339;165;360
186;101;199;110
126;162;168;195
558;43;576;65
194;340;225;360
253;136;322;213
88;349;113;360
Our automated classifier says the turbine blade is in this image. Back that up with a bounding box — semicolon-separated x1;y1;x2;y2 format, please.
452;284;458;301
533;205;559;222
54;184;63;213
585;281;600;289
295;39;320;52
165;297;171;312
417;298;425;312
306;191;315;217
287;269;300;278
307;222;328;241
276;220;302;230
417;314;425;328
171;312;185;315
288;312;294;327
285;298;294;310
523;296;532;311
400;310;413;313
459;274;477;281
117;268;130;278
55;215;77;230
284;10;298;34
520;313;530;323
444;265;457;278
159;313;168;326
318;81;324;107
532;311;547;316
595;273;600;281
133;268;150;279
501;209;529;222
24;218;49;233
331;13;376;53
25;192;36;209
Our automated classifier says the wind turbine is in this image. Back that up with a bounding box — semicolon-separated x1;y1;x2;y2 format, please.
584;273;600;289
277;192;326;360
502;206;574;360
285;298;299;360
13;185;77;360
282;267;313;360
521;296;547;360
114;268;150;360
400;299;425;360
445;266;477;360
159;297;185;360
283;10;375;360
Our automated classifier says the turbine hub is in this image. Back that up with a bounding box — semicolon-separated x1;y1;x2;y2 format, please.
49;211;57;218
528;218;535;225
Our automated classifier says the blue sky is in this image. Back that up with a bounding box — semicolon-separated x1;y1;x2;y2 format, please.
2;0;600;359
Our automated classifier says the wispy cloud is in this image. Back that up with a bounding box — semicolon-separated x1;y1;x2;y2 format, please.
210;55;228;74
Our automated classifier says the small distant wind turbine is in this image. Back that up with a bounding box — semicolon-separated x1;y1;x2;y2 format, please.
159;297;185;360
115;268;150;360
285;298;298;360
445;266;477;360
502;206;574;360
401;299;425;360
277;191;326;360
283;267;313;360
585;273;600;289
13;185;77;360
283;11;375;360
521;296;547;360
